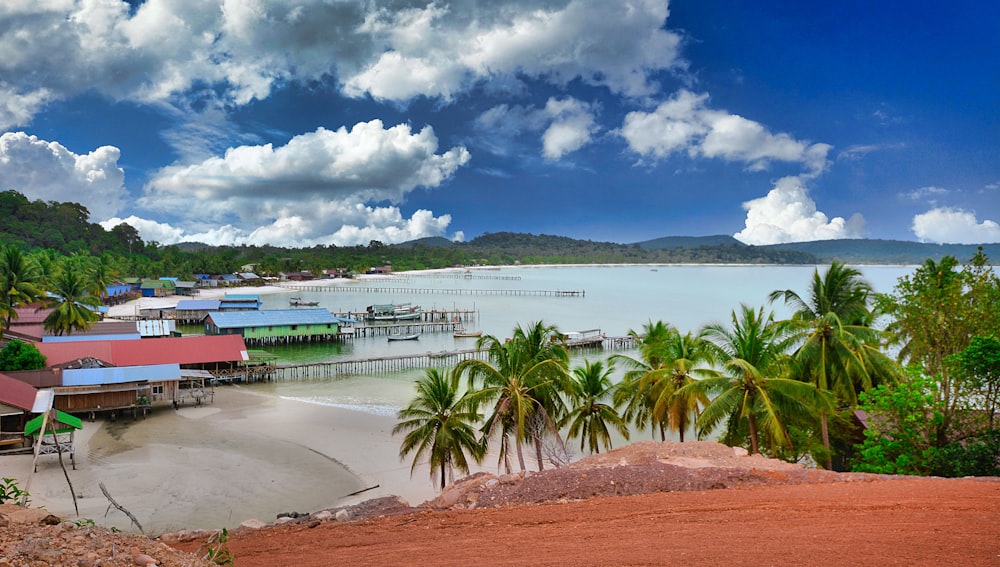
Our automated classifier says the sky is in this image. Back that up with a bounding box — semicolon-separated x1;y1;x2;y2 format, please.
0;0;998;248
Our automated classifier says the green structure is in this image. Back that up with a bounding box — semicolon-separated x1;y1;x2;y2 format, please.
204;308;355;345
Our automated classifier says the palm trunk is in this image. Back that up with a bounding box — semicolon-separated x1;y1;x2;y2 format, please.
515;437;526;472
534;436;545;471
747;414;760;455
820;412;832;470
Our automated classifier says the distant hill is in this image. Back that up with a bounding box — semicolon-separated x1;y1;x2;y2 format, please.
633;235;744;249
761;239;1000;265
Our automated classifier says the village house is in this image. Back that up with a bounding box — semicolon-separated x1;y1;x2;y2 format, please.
203;308;352;346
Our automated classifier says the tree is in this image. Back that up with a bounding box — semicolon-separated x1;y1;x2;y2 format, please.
457;321;569;473
43;261;101;336
770;262;900;468
0;339;46;371
393;368;485;490
948;335;1000;430
612;320;675;441
0;245;43;331
563;359;629;454
678;304;832;455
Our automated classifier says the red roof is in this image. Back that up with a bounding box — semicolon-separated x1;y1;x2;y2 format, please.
0;373;39;411
37;335;249;368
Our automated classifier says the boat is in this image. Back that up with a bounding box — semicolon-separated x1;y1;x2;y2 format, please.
387;332;420;341
453;328;483;338
367;303;422;321
289;297;320;307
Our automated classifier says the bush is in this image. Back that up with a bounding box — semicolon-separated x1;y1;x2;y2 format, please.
0;339;46;371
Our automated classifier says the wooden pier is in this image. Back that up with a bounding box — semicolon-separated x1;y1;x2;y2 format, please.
257;334;636;381
283;284;584;297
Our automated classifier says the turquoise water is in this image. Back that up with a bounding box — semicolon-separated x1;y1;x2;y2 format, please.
244;264;914;415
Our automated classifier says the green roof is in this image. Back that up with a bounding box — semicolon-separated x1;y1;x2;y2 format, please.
25;410;82;435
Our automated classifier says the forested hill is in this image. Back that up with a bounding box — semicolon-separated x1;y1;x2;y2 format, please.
0;189;997;277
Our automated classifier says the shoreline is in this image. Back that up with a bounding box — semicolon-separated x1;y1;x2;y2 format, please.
2;386;452;535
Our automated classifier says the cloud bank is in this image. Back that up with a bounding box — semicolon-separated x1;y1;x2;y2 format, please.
734;176;865;245
911;208;1000;244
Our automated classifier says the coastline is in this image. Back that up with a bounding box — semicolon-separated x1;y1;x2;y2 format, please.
3;386;450;535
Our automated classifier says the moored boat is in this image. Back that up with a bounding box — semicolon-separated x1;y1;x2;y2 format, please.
367;302;422;321
387;332;420;341
453;328;483;338
289;297;320;306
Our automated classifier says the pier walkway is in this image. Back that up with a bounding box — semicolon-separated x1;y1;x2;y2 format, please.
282;284;584;297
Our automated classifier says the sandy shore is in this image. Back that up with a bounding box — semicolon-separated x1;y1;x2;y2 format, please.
2;387;447;535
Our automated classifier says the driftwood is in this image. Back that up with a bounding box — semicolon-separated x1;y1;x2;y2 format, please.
99;482;144;534
45;418;79;516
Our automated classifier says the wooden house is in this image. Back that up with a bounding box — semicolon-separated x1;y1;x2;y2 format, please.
204;308;351;345
174;281;199;296
140;280;175;297
0;373;37;451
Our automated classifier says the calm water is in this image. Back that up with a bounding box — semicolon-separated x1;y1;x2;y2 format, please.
242;264;914;416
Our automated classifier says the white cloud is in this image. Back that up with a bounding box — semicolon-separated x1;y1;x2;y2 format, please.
124;119;469;247
0;132;127;219
541;97;599;160
901;186;951;202
733;176;865;245
621;90;831;173
0;0;682;128
911;208;1000;244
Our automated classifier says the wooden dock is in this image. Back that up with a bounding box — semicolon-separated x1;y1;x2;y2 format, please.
283;284;584;297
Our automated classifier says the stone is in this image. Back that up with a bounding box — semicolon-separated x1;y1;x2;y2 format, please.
239;519;268;530
133;553;158;565
311;510;333;521
335;509;350;522
733;447;749;457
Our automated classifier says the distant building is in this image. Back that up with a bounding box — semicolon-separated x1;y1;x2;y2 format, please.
204;308;352;345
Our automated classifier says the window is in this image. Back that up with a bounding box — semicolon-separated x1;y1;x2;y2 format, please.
152;385;164;395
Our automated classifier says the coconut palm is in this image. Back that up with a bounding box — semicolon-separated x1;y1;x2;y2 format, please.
457;321;570;473
612;321;715;442
394;368;485;490
0;245;43;331
563;359;629;454
770;262;899;468
678;304;832;455
43;262;101;336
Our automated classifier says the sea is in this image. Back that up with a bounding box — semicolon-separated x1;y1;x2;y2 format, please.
233;264;914;420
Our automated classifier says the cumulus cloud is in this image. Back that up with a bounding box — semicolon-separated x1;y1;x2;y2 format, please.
124;120;469;247
911;208;1000;244
0;0;681;128
0;132;127;219
475;97;598;160
733;176;865;245
541;98;599;160
621;90;831;174
901;186;951;202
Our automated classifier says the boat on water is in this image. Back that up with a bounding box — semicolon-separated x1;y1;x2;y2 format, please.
289;297;320;307
367;302;422;321
387;332;420;341
453;328;483;338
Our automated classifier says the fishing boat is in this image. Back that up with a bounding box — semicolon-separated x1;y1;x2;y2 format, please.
367;303;422;321
289;297;320;307
387;332;420;341
453;327;483;338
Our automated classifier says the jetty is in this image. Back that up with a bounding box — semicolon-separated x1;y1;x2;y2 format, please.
282;284;584;297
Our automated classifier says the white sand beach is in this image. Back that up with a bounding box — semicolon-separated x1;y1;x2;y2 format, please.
2;386;447;534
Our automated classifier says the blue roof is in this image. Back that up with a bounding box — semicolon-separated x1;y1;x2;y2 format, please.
207;308;342;329
219;302;262;310
176;299;221;311
223;294;260;301
62;364;181;386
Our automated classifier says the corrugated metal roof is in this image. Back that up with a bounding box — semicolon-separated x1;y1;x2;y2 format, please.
219;302;261;310
207;308;339;328
43;334;141;343
0;373;39;411
176;299;221;311
37;335;248;367
62;364;181;386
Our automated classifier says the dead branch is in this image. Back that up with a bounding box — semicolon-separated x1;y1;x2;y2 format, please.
99;482;144;535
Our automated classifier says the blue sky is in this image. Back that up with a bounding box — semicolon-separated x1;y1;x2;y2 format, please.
1;0;997;247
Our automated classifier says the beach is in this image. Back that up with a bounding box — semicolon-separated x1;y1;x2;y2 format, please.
3;385;450;534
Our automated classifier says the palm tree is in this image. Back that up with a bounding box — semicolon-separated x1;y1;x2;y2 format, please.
43;262;101;336
393;368;485;490
563;359;630;454
0;245;43;332
678;304;832;455
770;262;899;468
612;321;715;442
457;321;570;473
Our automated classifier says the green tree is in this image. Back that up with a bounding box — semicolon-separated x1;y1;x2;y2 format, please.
563;359;629;454
947;335;1000;430
853;370;942;475
0;339;46;371
770;262;900;468
457;321;569;473
43;261;101;336
678;304;832;455
0;245;43;331
393;368;485;490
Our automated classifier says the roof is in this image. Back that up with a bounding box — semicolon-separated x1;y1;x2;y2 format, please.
223;294;260;301
141;280;174;289
37;335;249;367
206;308;342;329
62;364;181;386
239;273;260;279
175;299;221;311
175;281;198;289
0;373;39;411
25;410;82;435
219;302;261;310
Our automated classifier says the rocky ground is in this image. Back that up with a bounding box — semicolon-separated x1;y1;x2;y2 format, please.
4;441;999;566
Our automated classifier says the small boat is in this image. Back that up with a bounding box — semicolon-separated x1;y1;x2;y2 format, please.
453;328;483;338
289;297;320;306
387;332;420;341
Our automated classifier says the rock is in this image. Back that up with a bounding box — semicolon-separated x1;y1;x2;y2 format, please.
275;516;295;525
733;447;749;457
132;553;158;565
239;518;268;530
311;510;333;521
277;511;303;519
485;478;499;488
0;504;61;525
335;509;350;522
